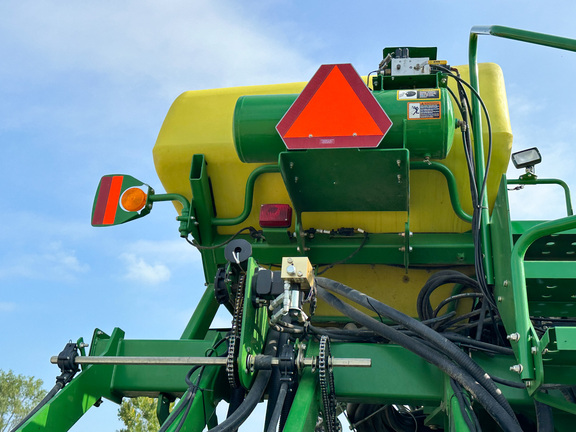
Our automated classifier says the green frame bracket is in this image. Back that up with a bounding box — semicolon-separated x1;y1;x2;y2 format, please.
508;177;573;216
279;148;410;213
238;258;269;389
469;25;576;284
510;214;576;387
17;328;126;431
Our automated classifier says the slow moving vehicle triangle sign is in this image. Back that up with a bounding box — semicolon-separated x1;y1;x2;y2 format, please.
276;63;393;149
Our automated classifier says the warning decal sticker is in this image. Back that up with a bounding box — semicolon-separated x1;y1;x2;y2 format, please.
407;101;441;120
397;89;440;100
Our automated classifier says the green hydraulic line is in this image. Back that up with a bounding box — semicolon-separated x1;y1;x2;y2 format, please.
411;161;472;223
211;164;280;226
510;214;576;384
507;177;573;216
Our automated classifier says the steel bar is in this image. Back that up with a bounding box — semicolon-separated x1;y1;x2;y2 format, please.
51;355;371;368
507;178;573;216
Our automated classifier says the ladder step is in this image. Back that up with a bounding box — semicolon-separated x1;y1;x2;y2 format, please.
525;262;576;317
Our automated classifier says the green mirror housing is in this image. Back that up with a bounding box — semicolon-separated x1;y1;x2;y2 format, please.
91;174;153;227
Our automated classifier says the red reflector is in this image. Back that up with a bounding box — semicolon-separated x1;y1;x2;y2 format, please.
259;204;292;228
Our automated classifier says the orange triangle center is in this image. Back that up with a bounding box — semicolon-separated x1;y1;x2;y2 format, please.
284;66;384;138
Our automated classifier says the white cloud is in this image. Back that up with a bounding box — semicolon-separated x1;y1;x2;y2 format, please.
2;1;317;95
0;302;16;313
118;239;200;285
0;242;89;281
120;252;171;285
123;239;201;264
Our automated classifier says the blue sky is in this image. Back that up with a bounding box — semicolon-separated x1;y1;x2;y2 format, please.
2;1;576;430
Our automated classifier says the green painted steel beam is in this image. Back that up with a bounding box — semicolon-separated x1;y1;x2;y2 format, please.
199;232;475;269
282;370;321;432
332;343;443;405
330;342;532;408
180;284;219;340
111;334;226;396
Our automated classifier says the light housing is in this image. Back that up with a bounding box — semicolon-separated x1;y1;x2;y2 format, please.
121;187;148;212
511;147;542;169
259;204;292;228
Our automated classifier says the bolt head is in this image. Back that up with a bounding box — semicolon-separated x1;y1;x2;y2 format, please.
507;332;520;342
510;364;523;374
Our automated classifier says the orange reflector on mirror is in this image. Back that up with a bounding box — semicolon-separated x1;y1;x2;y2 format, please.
121;187;148;212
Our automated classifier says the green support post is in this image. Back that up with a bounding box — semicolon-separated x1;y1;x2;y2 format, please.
180;284;219;340
469;25;576;284
189;154;216;245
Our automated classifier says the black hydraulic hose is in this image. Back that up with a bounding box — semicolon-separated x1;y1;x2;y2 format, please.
317;287;522;432
433;292;483;318
318;277;517;423
264;330;289;430
10;383;63;432
158;365;203;432
443;333;513;356
227;387;246;419
417;271;481;321
210;330;280;432
450;378;478;432
266;382;289;432
209;370;272;432
534;399;554;432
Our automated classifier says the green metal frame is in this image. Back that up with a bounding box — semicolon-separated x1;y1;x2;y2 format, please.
469;25;576;283
508;177;573;216
20;24;576;432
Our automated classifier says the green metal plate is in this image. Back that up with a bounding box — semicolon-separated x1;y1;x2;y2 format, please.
279;148;409;213
239;258;269;389
512;221;576;261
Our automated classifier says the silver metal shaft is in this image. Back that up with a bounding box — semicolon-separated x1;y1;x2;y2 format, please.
50;356;227;366
51;355;371;368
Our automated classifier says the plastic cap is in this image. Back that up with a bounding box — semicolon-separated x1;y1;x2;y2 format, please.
121;187;148;212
